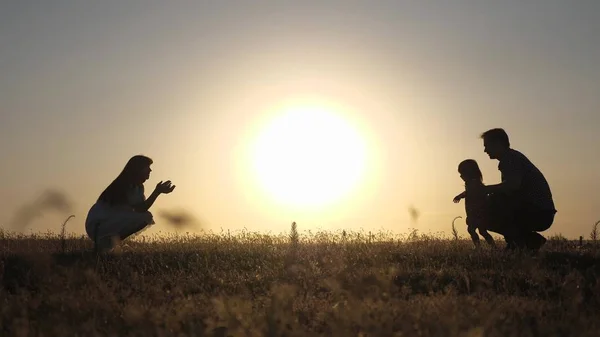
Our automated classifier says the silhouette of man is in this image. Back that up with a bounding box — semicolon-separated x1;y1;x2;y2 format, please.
480;128;557;250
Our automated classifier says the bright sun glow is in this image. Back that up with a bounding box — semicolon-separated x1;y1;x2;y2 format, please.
251;104;367;208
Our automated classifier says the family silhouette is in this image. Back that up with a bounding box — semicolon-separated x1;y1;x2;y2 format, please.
84;128;556;253
454;128;556;251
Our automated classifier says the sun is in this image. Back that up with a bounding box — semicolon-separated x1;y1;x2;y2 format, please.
251;104;367;209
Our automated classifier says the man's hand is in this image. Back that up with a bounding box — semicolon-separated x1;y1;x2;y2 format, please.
156;180;176;194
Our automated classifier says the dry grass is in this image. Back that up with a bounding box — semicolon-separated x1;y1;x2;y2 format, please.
1;228;599;337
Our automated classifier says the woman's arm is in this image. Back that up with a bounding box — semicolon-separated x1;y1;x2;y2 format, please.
133;188;161;212
132;180;175;212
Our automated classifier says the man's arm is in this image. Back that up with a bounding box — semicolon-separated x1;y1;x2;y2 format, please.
484;183;503;194
485;162;523;194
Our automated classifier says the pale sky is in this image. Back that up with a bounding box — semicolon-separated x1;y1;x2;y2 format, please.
1;1;599;238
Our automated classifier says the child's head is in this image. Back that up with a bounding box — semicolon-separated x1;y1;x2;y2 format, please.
458;159;483;182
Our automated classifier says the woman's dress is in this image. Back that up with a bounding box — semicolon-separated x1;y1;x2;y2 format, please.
85;185;154;247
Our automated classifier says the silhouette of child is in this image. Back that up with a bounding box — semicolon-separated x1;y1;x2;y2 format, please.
454;159;496;248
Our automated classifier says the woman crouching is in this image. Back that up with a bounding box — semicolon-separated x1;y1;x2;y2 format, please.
85;155;175;251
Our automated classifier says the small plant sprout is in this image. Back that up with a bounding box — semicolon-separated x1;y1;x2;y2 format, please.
452;216;462;241
60;214;75;253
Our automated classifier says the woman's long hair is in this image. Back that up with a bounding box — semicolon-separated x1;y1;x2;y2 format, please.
98;155;153;205
458;159;483;183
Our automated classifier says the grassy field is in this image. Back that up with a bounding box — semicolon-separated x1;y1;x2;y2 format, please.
1;229;599;337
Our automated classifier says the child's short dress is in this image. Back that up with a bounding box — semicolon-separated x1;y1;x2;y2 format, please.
85;185;155;246
464;180;490;229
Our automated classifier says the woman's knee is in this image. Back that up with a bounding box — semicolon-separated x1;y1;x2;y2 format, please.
119;221;149;240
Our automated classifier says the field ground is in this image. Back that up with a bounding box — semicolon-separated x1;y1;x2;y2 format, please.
1;230;599;337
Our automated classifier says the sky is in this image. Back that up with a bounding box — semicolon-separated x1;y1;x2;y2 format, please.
1;0;599;239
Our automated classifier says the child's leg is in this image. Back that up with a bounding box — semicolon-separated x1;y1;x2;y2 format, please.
467;225;481;246
478;228;496;247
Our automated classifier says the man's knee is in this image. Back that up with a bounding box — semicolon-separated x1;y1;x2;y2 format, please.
533;210;556;232
515;208;556;232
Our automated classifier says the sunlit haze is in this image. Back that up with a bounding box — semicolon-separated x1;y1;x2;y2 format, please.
1;1;599;238
250;102;367;209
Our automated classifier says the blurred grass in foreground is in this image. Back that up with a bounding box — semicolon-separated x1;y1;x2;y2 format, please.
1;228;599;337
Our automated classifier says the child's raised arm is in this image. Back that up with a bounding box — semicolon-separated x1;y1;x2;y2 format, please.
453;191;466;203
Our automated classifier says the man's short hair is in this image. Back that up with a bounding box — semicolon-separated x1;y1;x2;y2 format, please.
480;128;510;147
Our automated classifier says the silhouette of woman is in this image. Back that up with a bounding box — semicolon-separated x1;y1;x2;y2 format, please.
85;155;175;251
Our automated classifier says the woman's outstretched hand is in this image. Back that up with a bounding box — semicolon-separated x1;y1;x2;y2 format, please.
156;180;176;194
